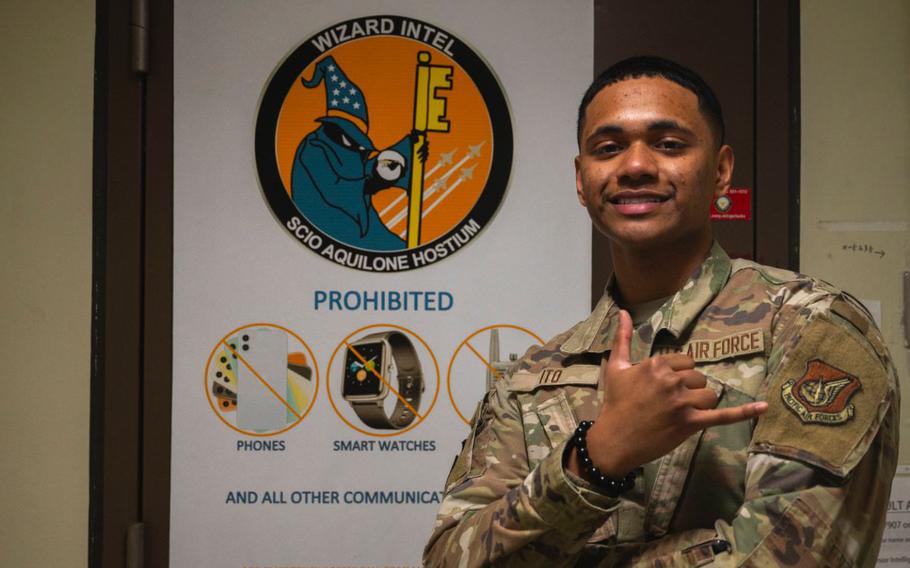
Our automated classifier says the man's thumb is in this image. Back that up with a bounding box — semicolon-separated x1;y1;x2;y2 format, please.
606;310;632;370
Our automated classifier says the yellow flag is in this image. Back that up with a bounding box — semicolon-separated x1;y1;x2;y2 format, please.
426;66;452;132
407;52;453;248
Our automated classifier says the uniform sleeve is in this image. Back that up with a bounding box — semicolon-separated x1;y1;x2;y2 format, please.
714;417;897;567
422;378;621;567
621;296;899;567
708;297;897;566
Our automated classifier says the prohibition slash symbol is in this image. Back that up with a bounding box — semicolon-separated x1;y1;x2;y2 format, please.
204;323;319;437
326;324;440;437
447;325;544;425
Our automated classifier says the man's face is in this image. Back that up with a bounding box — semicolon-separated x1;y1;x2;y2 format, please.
575;77;733;251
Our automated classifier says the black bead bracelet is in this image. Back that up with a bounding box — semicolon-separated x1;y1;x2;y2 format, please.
571;420;636;497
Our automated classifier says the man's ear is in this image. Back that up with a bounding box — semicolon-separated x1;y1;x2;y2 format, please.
575;155;587;206
714;144;734;197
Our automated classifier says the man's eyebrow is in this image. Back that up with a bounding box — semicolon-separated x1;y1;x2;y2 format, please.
583;124;625;145
647;120;695;136
585;120;695;143
584;124;624;144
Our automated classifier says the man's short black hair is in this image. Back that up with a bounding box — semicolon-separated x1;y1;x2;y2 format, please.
577;56;725;148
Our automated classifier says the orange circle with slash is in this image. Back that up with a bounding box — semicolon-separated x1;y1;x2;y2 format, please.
326;323;440;437
447;324;544;425
204;322;320;437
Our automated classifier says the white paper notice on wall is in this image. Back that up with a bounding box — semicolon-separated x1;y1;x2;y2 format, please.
878;467;910;566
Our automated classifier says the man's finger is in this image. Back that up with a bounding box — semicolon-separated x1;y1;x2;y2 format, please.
689;402;768;428
658;353;696;371
677;369;707;389
683;387;717;410
606;310;633;371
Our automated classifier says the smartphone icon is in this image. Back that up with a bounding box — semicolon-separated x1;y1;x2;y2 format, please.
234;328;288;432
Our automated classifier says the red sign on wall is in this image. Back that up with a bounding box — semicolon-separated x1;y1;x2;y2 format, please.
711;187;752;221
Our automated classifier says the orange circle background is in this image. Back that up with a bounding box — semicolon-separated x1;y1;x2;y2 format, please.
204;323;320;437
447;324;544;425
275;36;494;245
326;323;440;437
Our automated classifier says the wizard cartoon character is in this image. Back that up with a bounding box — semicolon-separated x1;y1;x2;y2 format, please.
292;56;422;251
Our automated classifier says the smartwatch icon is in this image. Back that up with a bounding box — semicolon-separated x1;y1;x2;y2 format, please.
341;331;425;430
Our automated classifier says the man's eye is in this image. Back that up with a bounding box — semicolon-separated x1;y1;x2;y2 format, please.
656;140;687;151
594;143;622;156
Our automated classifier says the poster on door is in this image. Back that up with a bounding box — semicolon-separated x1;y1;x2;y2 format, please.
171;2;593;565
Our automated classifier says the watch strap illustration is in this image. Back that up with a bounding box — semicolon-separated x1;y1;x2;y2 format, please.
351;331;424;429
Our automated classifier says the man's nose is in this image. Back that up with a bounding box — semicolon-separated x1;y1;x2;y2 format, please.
617;142;658;186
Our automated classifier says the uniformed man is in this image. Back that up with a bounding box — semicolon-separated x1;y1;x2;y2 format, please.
424;56;899;566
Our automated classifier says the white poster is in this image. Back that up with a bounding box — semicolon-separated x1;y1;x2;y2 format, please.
171;1;593;565
879;468;910;566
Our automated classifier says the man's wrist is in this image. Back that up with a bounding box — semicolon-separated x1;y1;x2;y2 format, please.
569;420;636;496
581;419;636;479
535;439;621;526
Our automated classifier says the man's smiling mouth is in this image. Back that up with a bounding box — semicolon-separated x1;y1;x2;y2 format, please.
604;191;673;215
611;196;667;204
606;191;672;205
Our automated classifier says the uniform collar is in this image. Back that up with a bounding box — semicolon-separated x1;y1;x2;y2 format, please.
560;242;732;359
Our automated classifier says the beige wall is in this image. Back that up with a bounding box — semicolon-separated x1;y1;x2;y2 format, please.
0;1;94;565
801;0;910;459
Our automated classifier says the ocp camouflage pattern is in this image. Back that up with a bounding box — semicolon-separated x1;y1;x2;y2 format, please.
424;243;899;567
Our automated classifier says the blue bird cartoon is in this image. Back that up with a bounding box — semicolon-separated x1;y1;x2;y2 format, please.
291;56;423;251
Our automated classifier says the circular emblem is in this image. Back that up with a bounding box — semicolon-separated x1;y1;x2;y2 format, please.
256;16;513;272
714;194;732;213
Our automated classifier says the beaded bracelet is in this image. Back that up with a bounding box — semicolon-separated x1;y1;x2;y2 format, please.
571;420;636;497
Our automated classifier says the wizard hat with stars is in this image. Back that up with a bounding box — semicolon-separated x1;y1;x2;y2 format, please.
301;56;374;151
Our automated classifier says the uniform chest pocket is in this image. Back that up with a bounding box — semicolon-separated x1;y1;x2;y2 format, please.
537;393;580;446
519;391;579;469
696;354;766;399
509;367;600;468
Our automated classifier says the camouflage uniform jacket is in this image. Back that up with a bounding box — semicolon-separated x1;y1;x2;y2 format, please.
425;243;899;567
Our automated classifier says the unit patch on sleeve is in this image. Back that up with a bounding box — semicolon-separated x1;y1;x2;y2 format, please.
781;359;861;424
750;314;891;477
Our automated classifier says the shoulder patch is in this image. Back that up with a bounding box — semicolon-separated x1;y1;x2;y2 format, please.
750;314;891;477
781;359;861;424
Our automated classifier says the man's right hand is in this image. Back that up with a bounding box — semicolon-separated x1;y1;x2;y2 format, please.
569;310;767;480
